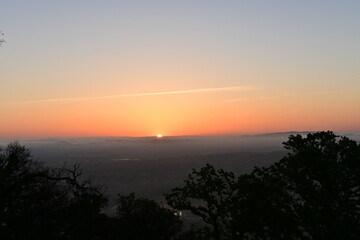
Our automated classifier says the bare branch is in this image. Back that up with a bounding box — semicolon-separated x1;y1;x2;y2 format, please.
0;31;5;46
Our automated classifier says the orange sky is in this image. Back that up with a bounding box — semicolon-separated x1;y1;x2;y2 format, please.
1;88;359;138
1;1;360;138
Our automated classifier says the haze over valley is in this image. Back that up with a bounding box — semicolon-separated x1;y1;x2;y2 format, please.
2;132;359;201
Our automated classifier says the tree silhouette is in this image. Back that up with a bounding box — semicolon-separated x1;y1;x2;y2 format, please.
2;131;359;239
231;163;302;239
167;132;360;239
165;164;236;240
115;192;182;240
232;131;360;239
0;31;4;46
284;131;360;238
0;142;108;240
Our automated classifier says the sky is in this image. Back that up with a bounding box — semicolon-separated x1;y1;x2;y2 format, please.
0;0;359;138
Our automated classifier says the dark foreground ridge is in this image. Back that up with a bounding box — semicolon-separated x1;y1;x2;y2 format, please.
1;131;359;239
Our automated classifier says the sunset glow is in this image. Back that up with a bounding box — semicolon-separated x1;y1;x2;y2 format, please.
0;1;359;139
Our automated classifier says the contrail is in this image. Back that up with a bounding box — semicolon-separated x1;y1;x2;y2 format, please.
21;85;257;103
227;89;360;102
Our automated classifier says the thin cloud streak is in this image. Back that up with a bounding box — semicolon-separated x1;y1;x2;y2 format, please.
21;86;257;103
227;89;360;103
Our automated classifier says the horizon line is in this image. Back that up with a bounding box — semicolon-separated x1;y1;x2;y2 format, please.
1;130;359;141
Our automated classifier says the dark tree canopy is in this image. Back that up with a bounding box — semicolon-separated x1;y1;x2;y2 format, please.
2;131;359;240
166;131;360;240
0;143;182;240
166;164;236;240
268;131;360;239
115;192;182;240
0;142;107;240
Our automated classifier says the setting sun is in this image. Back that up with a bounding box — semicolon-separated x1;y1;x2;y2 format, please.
1;1;360;238
0;1;359;139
